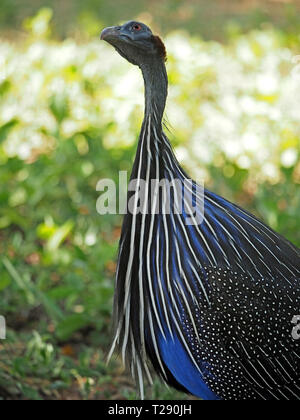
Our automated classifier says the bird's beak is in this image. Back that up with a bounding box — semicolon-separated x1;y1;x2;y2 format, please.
100;26;121;43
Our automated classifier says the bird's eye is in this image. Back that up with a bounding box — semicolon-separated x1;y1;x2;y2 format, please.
132;24;142;32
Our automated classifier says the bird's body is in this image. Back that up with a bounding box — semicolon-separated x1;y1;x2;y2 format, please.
101;21;300;400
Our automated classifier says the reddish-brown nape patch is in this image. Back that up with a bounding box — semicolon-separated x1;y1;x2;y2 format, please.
152;35;167;61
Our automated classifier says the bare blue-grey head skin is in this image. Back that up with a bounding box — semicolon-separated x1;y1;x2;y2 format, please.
101;21;168;122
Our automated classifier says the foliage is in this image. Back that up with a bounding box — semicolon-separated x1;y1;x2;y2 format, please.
1;0;300;42
0;9;299;399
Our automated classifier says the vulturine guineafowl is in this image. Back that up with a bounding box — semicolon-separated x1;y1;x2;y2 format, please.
101;21;300;400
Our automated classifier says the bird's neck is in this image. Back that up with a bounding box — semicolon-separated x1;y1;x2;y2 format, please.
140;58;168;129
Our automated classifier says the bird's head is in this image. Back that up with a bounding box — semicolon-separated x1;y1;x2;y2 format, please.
100;21;166;67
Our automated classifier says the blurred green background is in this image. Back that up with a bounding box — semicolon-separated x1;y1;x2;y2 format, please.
0;0;300;400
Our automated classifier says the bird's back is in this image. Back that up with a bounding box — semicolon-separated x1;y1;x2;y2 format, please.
144;176;300;399
113;129;300;400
